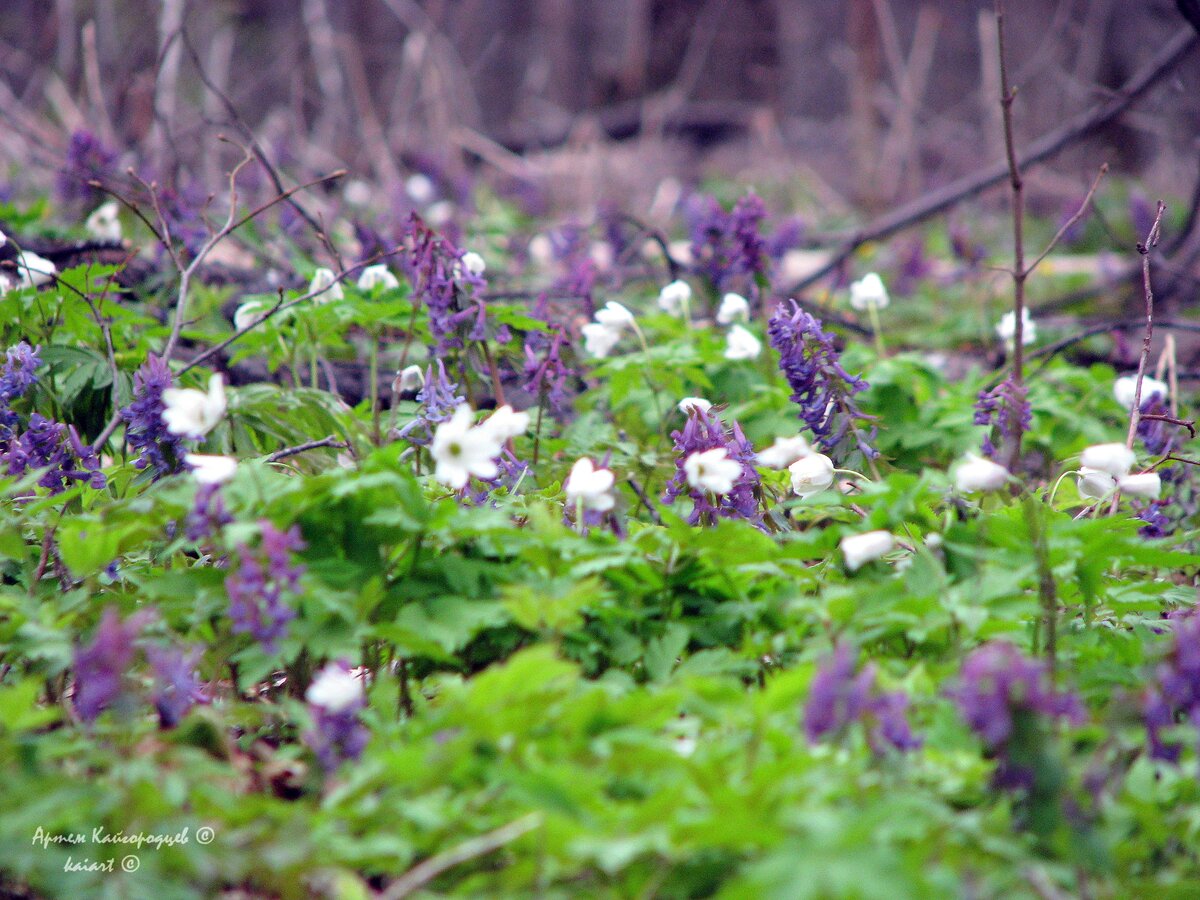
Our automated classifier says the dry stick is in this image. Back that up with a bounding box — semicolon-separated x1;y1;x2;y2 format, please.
1125;202;1167;451
787;29;1198;295
265;436;347;464
1024;163;1108;278
379;814;542;900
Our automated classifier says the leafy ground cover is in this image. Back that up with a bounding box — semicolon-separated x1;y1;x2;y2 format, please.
0;159;1199;899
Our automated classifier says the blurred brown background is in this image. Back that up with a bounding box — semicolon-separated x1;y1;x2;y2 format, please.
1;0;1197;215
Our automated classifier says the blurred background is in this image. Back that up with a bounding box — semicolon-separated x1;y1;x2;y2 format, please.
0;0;1197;222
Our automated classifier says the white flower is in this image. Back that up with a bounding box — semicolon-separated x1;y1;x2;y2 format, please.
789;453;835;498
479;404;530;442
849;272;889;311
565;457;616;512
460;251;486;278
716;292;749;324
657;279;692;315
1114;375;1168;410
305;664;363;713
16;251;56;288
430;405;501;489
678;397;712;415
528;234;553;267
356;264;399;291
1117;471;1161;499
184;453;238;485
594;301;635;331
724;325;762;360
589;241;614;272
756;435;811;469
996;308;1036;347
684;448;742;496
85;201;122;241
841;530;895;572
1080;442;1136;478
344;179;373;207
398;364;425;393
405;173;435;205
426;200;455;226
233;300;267;332
162;373;227;438
582;322;622;358
954;454;1009;493
1077;467;1117;500
309;267;344;303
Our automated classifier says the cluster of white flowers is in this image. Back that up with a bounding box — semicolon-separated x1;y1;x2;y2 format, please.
1076;442;1160;500
564;458;616;512
430;404;530;489
1114;374;1168;410
162;374;227;438
582;301;637;359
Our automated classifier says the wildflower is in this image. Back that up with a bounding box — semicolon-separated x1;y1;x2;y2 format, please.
582;322;622;358
0;341;41;433
356;264;399;291
146;645;204;728
974;376;1031;459
305;661;369;771
724;325;762;360
717;292;750;324
430;405;502;489
684;448;742;496
72;608;151;724
789;452;835;498
120;355;184;476
405;173;436;205
478;405;531;443
184;453;237;486
948;642;1084;790
397;364;425;393
841;530;895;571
57;129;117;203
1143;615;1200;762
185;481;232;542
564;457;616;512
1080;442;1135;478
85;201;122;242
233;300;268;332
756;434;811;469
1115;374;1168;410
2;414;105;492
657;279;692;315
804;644;920;752
395;361;464;446
225;522;305;653
849;272;889;311
460;251;487;278
307;663;364;712
14;251;56;288
595;301;636;330
996;308;1036;348
678;397;712;415
768;300;876;460
955;454;1009;493
1076;467;1116;500
308;267;344;303
1117;471;1161;499
685;192;769;293
664;404;762;525
162;373;227;439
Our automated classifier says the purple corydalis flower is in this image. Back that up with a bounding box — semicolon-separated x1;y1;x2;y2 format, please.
523;329;575;422
686;193;769;295
121;355;185;477
225;522;305;653
0;341;41;436
58;129;118;203
1143;615;1200;763
146;644;205;728
396;360;464;446
768;301;877;461
804;644;920;753
399;215;487;354
949;642;1084;789
186;483;233;541
974;376;1031;460
305;661;369;771
662;404;761;526
1;415;106;493
73;607;152;723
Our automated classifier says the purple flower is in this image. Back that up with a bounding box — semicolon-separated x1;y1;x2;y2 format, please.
804;644;920;753
121;355;185;477
0;341;41;404
523;329;575;422
57;130;118;204
399;215;486;354
73;608;151;724
685;193;769;295
768;301;876;461
146;644;205;728
225;522;305;653
186;483;233;541
1143;615;1200;763
304;661;369;771
948;642;1084;789
1;414;106;493
396;360;464;446
662;404;762;526
461;448;529;507
974;376;1031;460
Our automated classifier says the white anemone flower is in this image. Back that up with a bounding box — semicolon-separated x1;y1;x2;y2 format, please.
479;405;531;443
582;322;622;358
460;251;486;278
162;374;227;438
1117;472;1162;499
305;664;363;713
678;397;712;415
309;268;343;303
184;453;238;486
849;272;889;311
841;530;895;571
565;457;616;512
1077;467;1117;500
724;325;762;360
405;173;436;205
657;279;692;315
684;448;742;496
595;301;635;331
85;201;122;241
430;405;501;489
996;308;1036;347
1114;375;1168;410
756;435;811;469
233;300;267;333
788;453;835;498
397;365;425;393
357;264;399;291
1080;442;1136;478
716;292;749;324
16;251;56;288
954;454;1009;493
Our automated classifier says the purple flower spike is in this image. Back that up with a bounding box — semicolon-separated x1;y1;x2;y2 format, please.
225;522;306;653
974;376;1031;461
121;355;185;478
662;404;762;526
73;607;152;724
147;644;205;728
1143;615;1200;763
305;661;369;771
804;644;920;753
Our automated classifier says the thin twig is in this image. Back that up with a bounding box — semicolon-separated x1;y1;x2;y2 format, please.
265;436;347;464
1124;202;1166;451
1023;163;1108;278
